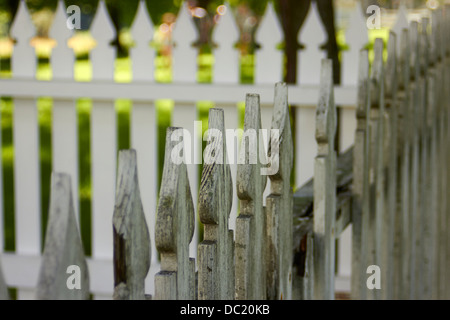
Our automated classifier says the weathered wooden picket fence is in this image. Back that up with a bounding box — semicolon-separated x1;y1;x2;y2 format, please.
0;0;448;300
1;3;448;299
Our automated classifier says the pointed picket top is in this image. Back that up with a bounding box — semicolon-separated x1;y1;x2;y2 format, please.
0;256;8;300
235;93;267;300
11;0;36;78
90;0;115;81
392;2;409;44
255;2;283;84
172;1;197;83
36;173;89;300
316;59;336;150
385;32;398;102
265;82;294;300
198;108;234;300
130;0;154;82
298;2;326;85
50;0;75;79
90;0;115;41
343;1;369;86
213;2;239;83
155;127;195;300
268;82;293;186
113;149;150;300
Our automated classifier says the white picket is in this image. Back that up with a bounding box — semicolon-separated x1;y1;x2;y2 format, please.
52;99;79;219
342;1;368;87
91;100;117;259
172;2;197;83
11;0;35;79
90;0;115;81
255;2;283;84
14;97;41;255
213;2;239;84
50;0;74;80
130;0;155;82
298;2;326;85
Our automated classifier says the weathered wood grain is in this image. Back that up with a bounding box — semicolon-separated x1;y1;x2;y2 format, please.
351;49;370;300
36;173;89;300
382;32;398;300
154;127;195;300
313;59;336;300
366;38;385;300
397;28;412;300
113;149;151;300
265;82;294;300
408;21;420;300
198;108;235;300
235;93;267;300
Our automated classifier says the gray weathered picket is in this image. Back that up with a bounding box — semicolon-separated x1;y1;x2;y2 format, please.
36;173;89;300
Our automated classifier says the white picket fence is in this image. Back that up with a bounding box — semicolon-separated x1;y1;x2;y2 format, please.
0;0;414;299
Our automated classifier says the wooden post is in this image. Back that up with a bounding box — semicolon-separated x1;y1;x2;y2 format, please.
198;108;235;300
36;173;89;300
265;82;294;300
351;49;370;300
235;94;267;300
154;128;196;300
367;39;385;300
313;59;336;300
113;150;151;300
382;32;398;300
408;22;420;300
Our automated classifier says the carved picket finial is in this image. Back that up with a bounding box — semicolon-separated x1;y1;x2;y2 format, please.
313;59;337;300
255;2;283;84
172;1;197;83
155;127;195;300
385;32;398;102
90;0;116;81
50;0;75;80
343;1;369;86
130;0;154;82
316;59;336;152
198;108;234;300
113;149;150;300
235;93;267;300
11;0;36;78
36;173;89;300
265;82;294;300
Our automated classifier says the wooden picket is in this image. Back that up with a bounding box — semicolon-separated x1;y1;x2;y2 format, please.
36;173;89;300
